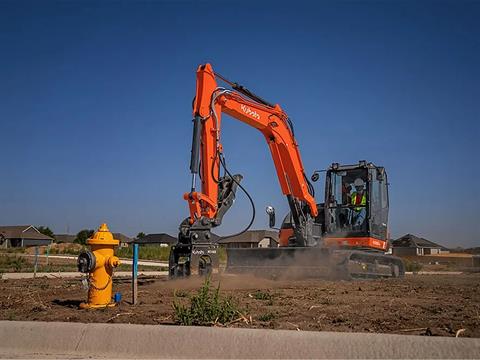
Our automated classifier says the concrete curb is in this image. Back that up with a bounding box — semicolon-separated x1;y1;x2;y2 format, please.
405;271;464;275
0;321;479;359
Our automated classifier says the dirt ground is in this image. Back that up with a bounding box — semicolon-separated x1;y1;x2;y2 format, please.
0;273;478;338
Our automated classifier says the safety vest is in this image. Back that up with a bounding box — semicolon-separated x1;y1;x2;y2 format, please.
351;192;366;211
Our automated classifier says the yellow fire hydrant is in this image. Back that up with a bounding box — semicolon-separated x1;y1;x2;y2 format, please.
77;223;120;309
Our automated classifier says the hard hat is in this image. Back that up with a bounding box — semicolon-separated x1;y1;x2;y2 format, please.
354;178;365;187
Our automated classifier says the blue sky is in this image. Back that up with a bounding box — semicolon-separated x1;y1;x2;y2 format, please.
0;1;478;247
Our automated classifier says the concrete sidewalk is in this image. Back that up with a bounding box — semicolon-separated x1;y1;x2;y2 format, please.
0;321;478;359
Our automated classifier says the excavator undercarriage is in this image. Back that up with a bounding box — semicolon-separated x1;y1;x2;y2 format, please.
226;248;405;280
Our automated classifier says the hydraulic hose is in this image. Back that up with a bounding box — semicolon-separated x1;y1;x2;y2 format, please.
218;154;256;240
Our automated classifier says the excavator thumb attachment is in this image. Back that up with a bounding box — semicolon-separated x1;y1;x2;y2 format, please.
226;247;405;280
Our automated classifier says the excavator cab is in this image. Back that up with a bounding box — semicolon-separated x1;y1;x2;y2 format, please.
278;161;389;252
321;161;389;251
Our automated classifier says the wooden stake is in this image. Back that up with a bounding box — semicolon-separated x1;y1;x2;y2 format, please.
33;246;39;278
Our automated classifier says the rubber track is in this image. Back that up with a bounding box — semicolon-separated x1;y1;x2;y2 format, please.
226;247;405;280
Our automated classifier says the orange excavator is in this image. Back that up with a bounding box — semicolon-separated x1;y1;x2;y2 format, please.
169;63;404;279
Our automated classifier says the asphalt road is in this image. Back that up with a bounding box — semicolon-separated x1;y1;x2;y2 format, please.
1;321;478;359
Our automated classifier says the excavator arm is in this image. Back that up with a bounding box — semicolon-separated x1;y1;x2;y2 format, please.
170;63;319;277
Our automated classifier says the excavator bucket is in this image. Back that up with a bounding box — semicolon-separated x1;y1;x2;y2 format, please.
225;247;405;280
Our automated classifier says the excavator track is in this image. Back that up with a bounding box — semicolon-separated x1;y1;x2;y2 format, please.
225;247;405;280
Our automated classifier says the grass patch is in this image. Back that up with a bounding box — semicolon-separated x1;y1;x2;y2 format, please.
116;246;171;261
252;291;273;301
49;246;85;256
18;243;171;261
173;278;242;326
0;257;79;273
258;312;276;322
0;248;26;254
0;255;27;272
403;259;423;273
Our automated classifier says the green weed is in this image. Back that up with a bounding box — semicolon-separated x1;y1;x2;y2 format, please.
258;312;276;322
173;278;242;326
174;290;188;298
0;255;27;272
403;259;423;273
252;291;273;301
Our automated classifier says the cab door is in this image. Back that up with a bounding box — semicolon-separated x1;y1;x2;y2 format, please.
368;168;389;240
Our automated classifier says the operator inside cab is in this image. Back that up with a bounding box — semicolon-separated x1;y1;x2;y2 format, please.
351;178;367;227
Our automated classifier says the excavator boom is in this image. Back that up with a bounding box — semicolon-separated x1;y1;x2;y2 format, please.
187;63;317;222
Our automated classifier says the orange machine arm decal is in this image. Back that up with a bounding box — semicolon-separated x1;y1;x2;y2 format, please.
185;63;317;223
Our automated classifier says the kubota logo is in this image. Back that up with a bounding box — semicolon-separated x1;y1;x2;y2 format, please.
240;105;260;120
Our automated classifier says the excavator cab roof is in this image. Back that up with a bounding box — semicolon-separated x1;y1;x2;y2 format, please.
328;160;385;172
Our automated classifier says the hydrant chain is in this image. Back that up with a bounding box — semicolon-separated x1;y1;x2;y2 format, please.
89;275;112;291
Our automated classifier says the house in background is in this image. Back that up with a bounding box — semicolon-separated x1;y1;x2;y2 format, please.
113;233;134;248
132;230;279;248
0;225;54;248
218;230;279;249
392;234;450;256
136;233;177;247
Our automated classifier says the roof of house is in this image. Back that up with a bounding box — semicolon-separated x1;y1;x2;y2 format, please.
218;230;279;244
0;225;54;241
113;233;134;243
135;233;177;244
392;234;449;251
